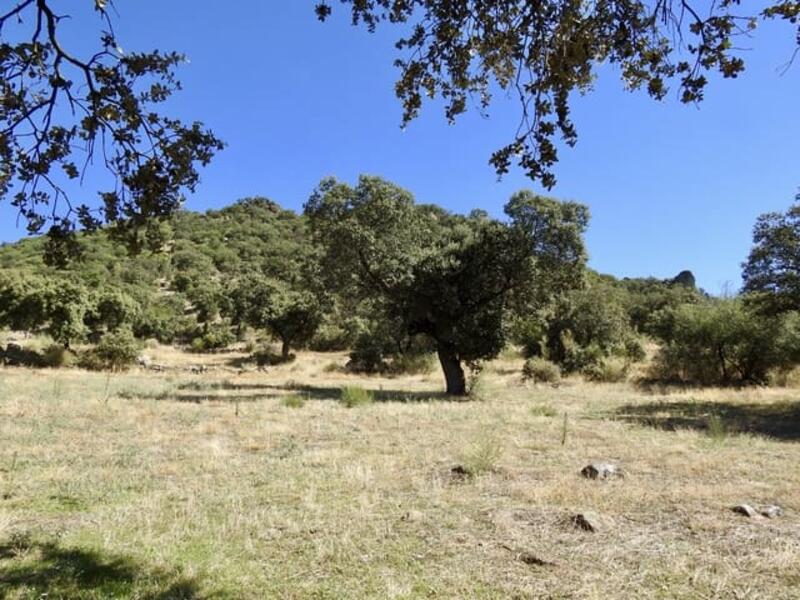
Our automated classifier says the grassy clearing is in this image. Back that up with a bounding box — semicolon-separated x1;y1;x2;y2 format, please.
1;349;799;598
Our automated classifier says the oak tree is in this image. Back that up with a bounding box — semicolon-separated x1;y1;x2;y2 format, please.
305;175;588;395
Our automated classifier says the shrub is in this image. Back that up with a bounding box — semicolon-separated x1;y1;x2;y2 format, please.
522;357;561;383
463;436;503;476
189;324;236;353
467;366;489;401
281;394;306;408
81;329;141;371
42;344;76;368
530;404;558;417
582;357;629;383
339;386;374;408
650;301;800;385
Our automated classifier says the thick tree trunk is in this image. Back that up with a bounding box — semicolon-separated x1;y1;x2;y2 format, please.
437;345;466;396
281;339;291;361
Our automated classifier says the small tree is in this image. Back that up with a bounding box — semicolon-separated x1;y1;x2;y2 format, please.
0;271;49;333
232;277;322;361
44;281;91;349
86;289;140;338
651;300;800;385
743;197;800;315
306;176;588;395
88;329;142;371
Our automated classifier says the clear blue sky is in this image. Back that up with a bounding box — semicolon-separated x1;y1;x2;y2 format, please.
2;2;798;293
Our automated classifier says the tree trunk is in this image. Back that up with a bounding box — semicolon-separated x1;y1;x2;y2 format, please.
437;345;466;396
281;339;291;361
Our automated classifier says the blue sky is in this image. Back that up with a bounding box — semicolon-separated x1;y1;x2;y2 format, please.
2;2;798;293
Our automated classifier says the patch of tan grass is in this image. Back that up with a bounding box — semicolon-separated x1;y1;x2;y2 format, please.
0;352;799;598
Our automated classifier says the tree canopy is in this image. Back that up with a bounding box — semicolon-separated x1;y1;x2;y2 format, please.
1;0;222;261
305;175;588;395
742;195;800;314
318;0;800;187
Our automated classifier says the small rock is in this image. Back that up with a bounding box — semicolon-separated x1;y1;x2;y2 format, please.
571;511;606;533
581;462;623;480
760;505;782;519
732;504;759;518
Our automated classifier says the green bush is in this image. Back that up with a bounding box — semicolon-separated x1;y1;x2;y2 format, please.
521;357;561;383
189;324;235;353
650;300;800;385
339;386;374;408
81;329;141;371
281;394;306;408
463;436;503;476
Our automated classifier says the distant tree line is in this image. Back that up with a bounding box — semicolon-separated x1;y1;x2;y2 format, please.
1;184;800;391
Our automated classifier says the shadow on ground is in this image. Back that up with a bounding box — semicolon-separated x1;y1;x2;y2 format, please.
119;382;452;404
269;382;454;403
0;536;204;599
614;398;800;441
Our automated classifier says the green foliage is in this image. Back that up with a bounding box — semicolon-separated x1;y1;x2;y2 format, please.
82;329;142;372
339;386;374;408
522;357;561;383
86;289;140;338
317;2;784;187
743;199;800;315
281;394;307;409
189;324;236;353
45;281;92;348
462;437;503;477
1;1;222;259
650;300;800;385
514;276;645;373
229;276;322;359
306;176;588;395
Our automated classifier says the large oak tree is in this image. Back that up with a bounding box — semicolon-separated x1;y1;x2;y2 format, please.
305;175;588;395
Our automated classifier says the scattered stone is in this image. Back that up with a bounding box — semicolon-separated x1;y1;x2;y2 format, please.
760;505;783;519
732;504;759;518
190;365;208;374
571;511;607;533
581;462;623;480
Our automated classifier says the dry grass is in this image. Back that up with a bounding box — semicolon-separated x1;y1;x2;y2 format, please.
1;348;799;598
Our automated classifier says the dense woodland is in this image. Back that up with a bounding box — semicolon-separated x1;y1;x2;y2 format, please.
2;179;798;394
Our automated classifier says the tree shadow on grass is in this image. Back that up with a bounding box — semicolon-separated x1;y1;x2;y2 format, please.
614;398;800;441
0;536;205;599
269;382;453;403
121;382;453;404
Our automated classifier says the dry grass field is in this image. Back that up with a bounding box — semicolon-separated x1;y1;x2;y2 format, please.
1;347;799;599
